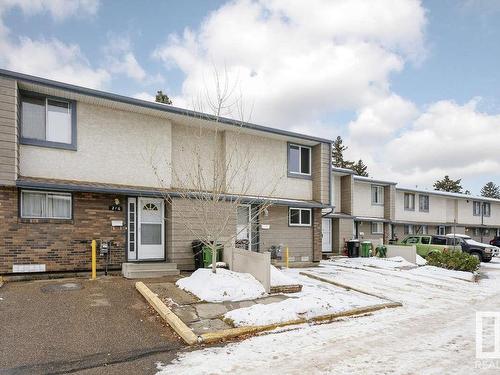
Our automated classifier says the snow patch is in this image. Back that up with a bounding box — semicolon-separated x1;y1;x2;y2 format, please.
416;254;427;266
408;265;475;282
270;265;297;286
332;256;416;270
175;268;266;302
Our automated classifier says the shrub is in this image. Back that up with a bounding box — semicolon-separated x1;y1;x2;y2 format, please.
426;250;480;273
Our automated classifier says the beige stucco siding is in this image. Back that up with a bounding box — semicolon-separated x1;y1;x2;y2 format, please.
332;175;341;211
20;102;171;187
352;182;384;218
395;191;450;223
224;131;312;200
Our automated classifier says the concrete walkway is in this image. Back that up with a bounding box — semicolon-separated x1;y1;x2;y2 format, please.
0;277;183;375
147;281;290;335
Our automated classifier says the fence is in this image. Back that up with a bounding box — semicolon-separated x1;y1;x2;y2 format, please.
223;247;271;293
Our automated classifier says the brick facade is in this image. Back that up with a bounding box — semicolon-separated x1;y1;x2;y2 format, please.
0;187;126;274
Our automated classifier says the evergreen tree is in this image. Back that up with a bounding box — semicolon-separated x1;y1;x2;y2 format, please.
481;182;500;199
155;90;172;104
433;175;463;193
352;159;369;177
331;136;354;169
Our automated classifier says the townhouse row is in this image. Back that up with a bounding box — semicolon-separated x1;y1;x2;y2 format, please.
0;69;331;275
321;167;500;254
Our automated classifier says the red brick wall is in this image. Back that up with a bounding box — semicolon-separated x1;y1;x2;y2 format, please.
0;187;126;274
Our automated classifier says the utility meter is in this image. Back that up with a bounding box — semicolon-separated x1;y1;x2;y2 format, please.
99;241;109;256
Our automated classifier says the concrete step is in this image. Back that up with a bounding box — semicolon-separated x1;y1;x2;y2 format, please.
122;262;180;279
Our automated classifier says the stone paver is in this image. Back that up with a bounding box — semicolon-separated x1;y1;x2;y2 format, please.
190;319;232;335
148;282;198;305
194;303;228;319
172;306;199;323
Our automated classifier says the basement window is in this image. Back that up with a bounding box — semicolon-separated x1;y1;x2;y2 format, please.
20;92;77;150
289;207;312;226
20;190;72;219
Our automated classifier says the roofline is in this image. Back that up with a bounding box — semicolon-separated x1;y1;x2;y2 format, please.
396;186;500;203
16;179;329;208
0;68;332;144
331;166;355;175
353;175;397;186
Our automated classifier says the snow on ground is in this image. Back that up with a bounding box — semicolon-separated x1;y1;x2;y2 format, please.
175;268;266;302
407;264;475;282
416;254;427;265
270;265;297;286
225;271;381;327
158;260;500;375
329;256;416;270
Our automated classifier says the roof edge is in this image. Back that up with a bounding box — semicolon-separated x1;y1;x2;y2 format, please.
1;68;332;144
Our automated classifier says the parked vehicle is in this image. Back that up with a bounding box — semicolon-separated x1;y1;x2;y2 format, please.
445;234;493;262
489;237;500;256
400;235;457;258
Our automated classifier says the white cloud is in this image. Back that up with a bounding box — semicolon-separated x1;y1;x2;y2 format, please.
154;0;426;128
133;91;155;102
102;35;148;82
0;0;108;88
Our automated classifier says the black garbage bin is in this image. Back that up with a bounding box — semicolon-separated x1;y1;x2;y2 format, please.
346;239;360;258
192;240;204;269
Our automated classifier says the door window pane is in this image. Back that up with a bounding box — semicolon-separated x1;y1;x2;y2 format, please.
22;97;46;140
141;224;161;245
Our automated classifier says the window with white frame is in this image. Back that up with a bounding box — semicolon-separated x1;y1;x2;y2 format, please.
289;207;311;226
404;224;414;235
371;185;384;205
21;93;75;148
288;144;311;176
371;222;384;234
404;193;415;211
437;225;446;235
416;225;428;234
20;190;72;219
473;201;481;216
419;195;429;212
483;202;491;217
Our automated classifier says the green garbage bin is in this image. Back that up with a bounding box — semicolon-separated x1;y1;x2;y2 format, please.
202;245;223;268
361;241;372;257
376;245;387;258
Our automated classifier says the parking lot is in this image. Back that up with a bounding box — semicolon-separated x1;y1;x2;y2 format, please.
0;277;183;375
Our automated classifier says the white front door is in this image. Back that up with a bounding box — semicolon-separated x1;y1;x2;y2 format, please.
322;218;332;252
137;198;165;260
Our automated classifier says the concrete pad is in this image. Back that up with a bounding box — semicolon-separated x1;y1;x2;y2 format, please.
172;306;199;323
194;303;228;319
147;282;198;305
255;295;290;305
223;300;256;310
190;319;232;335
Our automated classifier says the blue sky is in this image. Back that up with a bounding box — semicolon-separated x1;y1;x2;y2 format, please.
1;0;500;194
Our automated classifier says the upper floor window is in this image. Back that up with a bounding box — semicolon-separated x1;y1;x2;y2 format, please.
419;195;429;212
288;144;311;177
483;202;491;217
20;190;72;219
20;92;76;150
289;207;311;226
371;185;384;205
473;201;481;216
404;193;415;211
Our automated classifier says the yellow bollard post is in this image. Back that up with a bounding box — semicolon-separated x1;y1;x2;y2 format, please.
91;240;96;280
285;247;289;268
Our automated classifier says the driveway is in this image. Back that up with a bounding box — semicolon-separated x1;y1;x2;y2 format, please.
0;277;183;375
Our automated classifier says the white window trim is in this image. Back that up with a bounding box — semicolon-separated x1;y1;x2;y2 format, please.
289;207;312;227
288;143;312;177
419;194;429;212
20;189;72;219
371;222;384;234
404;224;414;235
404;193;415;211
473;201;481;216
483;202;491;217
371;185;384;205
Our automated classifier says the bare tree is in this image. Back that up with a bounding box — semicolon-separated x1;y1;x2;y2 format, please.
149;65;284;273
